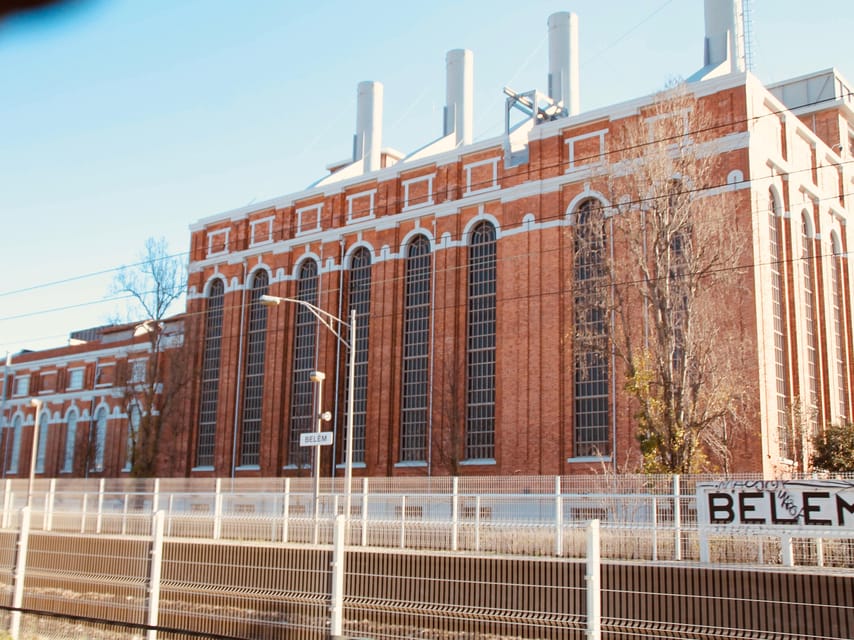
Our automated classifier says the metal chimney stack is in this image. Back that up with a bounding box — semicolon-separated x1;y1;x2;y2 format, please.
354;80;383;172
547;11;579;116
444;49;473;146
702;0;746;73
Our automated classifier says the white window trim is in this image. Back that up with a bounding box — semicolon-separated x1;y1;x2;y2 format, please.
402;174;435;211
67;367;85;391
346;189;377;223
129;358;147;384
12;375;29;397
463;157;500;196
38;370;56;395
250;216;274;246
564;129;608;171
296;204;323;235
207;228;230;257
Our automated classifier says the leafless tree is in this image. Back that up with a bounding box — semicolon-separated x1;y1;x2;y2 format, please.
112;237;189;477
594;83;750;473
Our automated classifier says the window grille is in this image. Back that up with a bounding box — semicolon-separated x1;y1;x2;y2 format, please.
801;213;820;435
832;236;850;420
125;404;141;471
93;407;107;472
9;415;22;474
769;195;793;459
347;248;372;464
240;270;269;466
288;261;319;467
573;199;611;457
35;410;49;474
62;410;77;473
400;236;431;462
196;279;225;468
466;222;496;460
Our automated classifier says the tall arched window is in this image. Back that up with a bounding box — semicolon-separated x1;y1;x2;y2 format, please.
240;270;269;466
35;409;50;474
93;406;107;472
125;403;141;472
400;235;432;462
9;415;22;474
801;212;821;436
196;279;225;468
466;222;497;460
288;260;319;467
62;409;77;474
573;199;610;457
831;232;850;420
347;248;372;465
196;279;225;467
769;190;793;459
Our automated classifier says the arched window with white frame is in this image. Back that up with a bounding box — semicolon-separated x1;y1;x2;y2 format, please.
831;232;850;421
572;198;611;458
196;278;225;468
400;235;432;463
288;260;319;467
35;408;50;474
92;406;108;473
62;409;78;474
240;269;269;467
466;222;497;461
347;248;372;465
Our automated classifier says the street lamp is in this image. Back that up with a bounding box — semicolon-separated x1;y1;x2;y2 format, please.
259;294;358;524
309;369;325;534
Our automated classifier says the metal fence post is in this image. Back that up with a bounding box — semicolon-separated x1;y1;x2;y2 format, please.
451;476;459;552
586;519;601;640
10;506;32;639
651;496;658;562
672;475;682;561
282;478;290;544
147;510;165;640
781;533;794;567
96;478;105;534
399;496;406;549
2;479;12;529
555;476;563;557
360;478;369;547
46;478;56;532
330;514;346;640
213;478;222;540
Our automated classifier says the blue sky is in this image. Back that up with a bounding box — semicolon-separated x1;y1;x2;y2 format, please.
1;0;852;354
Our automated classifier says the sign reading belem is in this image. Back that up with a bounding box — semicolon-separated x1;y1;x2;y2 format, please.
300;431;334;447
696;480;854;529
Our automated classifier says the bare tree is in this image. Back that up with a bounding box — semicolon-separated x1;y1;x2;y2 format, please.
112;237;188;477
598;84;749;473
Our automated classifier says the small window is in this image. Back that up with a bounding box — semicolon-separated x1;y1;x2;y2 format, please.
67;368;84;391
13;376;29;397
130;360;147;384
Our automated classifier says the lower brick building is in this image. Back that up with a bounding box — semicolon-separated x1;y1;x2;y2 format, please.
2;2;853;480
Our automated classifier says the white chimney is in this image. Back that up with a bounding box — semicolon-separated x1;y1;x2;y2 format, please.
354;80;383;172
702;0;745;73
547;11;579;116
444;49;473;146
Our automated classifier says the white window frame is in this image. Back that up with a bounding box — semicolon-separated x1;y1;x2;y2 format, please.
13;375;29;397
346;189;377;222
463;158;500;196
250;216;274;246
296;204;323;235
207;228;230;257
67;368;84;391
402;174;436;211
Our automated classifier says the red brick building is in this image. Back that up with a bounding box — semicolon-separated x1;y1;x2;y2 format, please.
3;3;853;480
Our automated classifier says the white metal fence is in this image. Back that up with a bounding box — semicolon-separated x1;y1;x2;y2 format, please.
2;474;853;568
0;474;852;639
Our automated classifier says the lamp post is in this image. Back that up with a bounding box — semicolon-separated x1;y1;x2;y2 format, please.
28;398;42;509
259;295;357;524
309;369;325;536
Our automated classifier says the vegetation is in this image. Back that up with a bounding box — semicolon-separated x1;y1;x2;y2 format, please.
811;423;854;473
